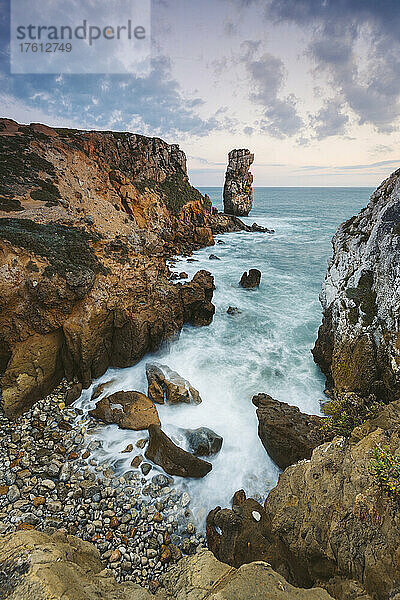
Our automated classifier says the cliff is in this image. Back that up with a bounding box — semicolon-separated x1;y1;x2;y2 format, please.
223;149;254;216
312;169;400;400
0;119;243;417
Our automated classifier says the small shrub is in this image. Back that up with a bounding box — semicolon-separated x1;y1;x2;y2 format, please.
371;445;400;497
321;394;383;438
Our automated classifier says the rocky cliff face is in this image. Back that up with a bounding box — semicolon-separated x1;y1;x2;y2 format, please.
0;119;243;417
223;149;254;216
313;169;400;400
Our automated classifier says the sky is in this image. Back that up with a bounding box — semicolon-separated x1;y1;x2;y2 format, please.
1;0;400;187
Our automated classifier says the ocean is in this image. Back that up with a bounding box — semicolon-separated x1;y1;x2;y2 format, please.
75;187;372;524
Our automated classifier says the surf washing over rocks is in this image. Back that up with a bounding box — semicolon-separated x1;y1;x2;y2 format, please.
75;186;371;525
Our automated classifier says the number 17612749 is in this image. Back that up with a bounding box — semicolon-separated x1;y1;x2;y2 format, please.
19;42;72;52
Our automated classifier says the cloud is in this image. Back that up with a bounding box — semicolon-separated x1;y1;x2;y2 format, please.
266;0;400;133
242;43;303;138
310;98;350;139
0;51;222;138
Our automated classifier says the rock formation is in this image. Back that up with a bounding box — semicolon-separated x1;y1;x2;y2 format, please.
146;363;202;405
89;390;160;430
252;393;327;469
313;168;400;400
223;149;254;216
239;269;261;288
0;119;249;418
0;529;334;600
144;424;212;478
181;426;223;456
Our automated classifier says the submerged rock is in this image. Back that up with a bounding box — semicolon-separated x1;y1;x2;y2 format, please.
251;222;275;233
239;269;261;288
89;390;160;431
223;149;254;216
209;254;221;260
181;426;223;456
252;393;327;469
145;425;212;478
227;306;241;316
146;363;202;405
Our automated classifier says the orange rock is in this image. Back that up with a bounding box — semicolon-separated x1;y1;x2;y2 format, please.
91;534;101;542
129;527;137;538
33;496;46;507
68;451;79;460
17;523;35;530
82;451;90;459
89;391;160;431
153;512;162;523
109;549;121;563
130;455;143;468
105;531;113;541
0;486;9;496
10;458;20;468
110;516;119;528
160;547;171;564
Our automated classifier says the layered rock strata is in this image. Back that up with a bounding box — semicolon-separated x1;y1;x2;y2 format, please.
313;169;400;400
0;119;242;417
223;149;254;216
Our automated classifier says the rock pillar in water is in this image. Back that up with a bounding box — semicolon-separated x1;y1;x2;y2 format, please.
223;149;254;216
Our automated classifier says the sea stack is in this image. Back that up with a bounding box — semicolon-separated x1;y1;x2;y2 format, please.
223;149;254;216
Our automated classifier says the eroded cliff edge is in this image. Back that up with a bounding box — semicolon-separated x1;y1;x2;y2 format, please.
0;119;244;418
313;168;400;399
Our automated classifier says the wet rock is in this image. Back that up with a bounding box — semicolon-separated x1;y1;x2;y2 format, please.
65;382;83;406
209;254;221;260
223;149;254;216
227;306;241;316
89;391;160;431
251;222;274;233
181;427;223;456
146;363;202;405
145;425;212;478
252;393;327;469
179;270;215;326
239;269;261;288
91;380;117;401
178;272;188;279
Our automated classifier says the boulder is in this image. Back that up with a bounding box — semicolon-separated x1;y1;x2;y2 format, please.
239;269;261;288
160;549;334;600
209;254;221;260
181;426;223;456
89;390;160;431
0;529;151;600
223;149;254;217
252;393;327;469
146;363;202;405
145;424;212;478
179;270;216;326
64;382;82;406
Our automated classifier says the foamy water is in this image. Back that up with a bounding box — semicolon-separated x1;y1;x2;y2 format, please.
75;187;371;525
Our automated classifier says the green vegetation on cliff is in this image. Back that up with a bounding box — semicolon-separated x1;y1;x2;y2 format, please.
134;174;209;215
371;445;400;498
322;394;383;437
0;218;106;277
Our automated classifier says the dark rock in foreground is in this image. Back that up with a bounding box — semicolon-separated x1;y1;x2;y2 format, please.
89;390;160;431
181;426;223;456
206;489;270;568
145;425;212;478
252;393;327;469
239;269;261;288
227;306;241;315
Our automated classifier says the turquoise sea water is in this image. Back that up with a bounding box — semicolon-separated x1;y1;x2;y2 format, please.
77;187;372;522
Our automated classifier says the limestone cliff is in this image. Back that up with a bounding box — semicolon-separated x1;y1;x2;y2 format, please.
313;169;400;400
0;119;242;417
223;149;254;216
